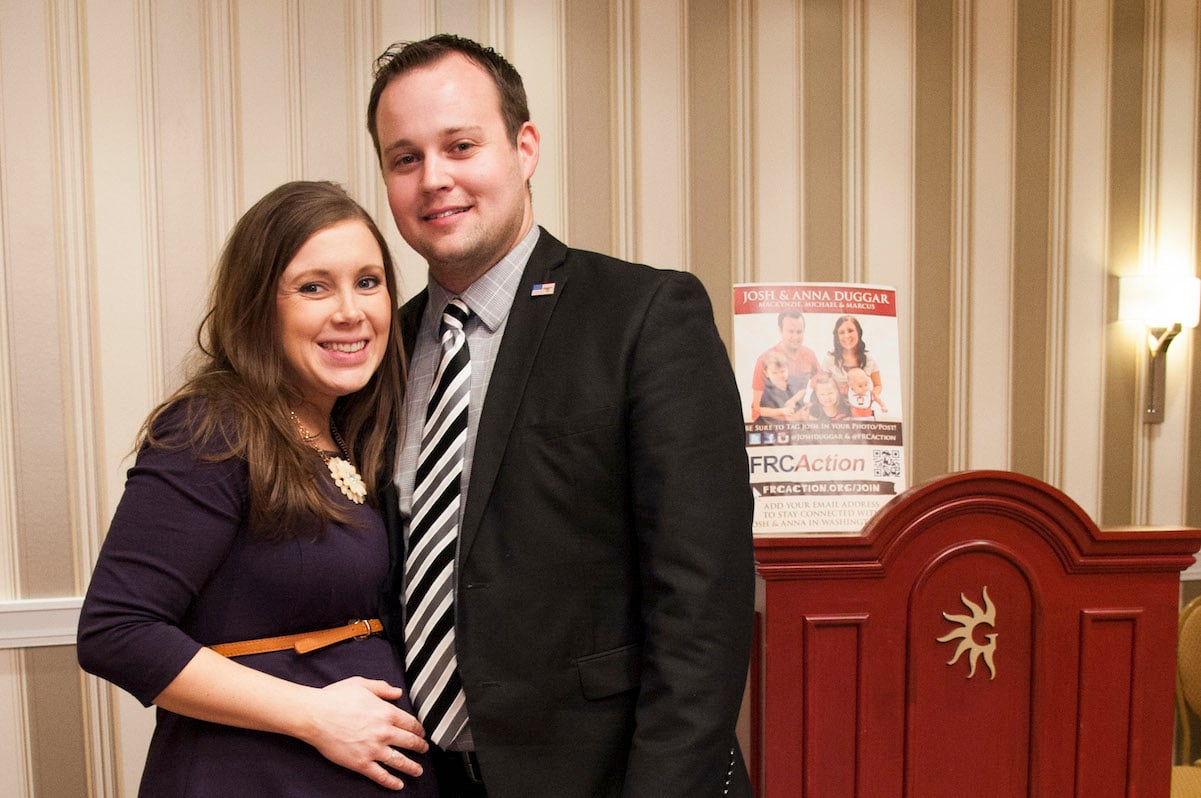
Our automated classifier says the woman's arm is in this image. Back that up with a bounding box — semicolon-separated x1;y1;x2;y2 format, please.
155;648;426;789
78;409;425;790
870;362;884;401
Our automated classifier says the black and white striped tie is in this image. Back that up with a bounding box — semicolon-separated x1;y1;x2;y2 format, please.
404;298;471;746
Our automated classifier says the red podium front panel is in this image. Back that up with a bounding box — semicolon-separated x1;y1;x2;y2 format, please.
753;471;1201;797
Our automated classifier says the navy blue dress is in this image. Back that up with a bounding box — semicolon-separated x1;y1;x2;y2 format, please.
77;404;437;797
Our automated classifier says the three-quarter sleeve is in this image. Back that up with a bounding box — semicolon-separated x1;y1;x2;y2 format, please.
77;413;248;706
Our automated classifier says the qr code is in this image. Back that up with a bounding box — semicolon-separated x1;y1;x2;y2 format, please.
872;449;902;479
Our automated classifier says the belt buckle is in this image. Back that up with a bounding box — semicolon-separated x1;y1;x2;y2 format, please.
349;619;372;640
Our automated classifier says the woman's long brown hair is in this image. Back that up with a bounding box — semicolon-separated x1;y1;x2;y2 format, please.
140;181;404;539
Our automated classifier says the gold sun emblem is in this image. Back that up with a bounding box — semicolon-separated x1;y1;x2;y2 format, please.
935;586;997;680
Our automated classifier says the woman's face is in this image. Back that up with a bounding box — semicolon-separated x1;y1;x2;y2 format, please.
837;319;860;351
275;220;391;413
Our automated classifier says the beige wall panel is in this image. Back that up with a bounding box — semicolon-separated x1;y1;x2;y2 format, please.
348;3;380;209
912;0;955;482
79;6;164;793
967;0;1015;469
237;1;302;201
751;0;802;279
564;0;615;255
947;2;971;467
204;0;241;267
1191;302;1201;524
0;653;31;797
1166;331;1199;516
296;2;355;184
731;0;754;280
1148;0;1199;523
688;0;736;345
862;0;914;428
509;0;567;241
1130;0;1162;520
149;1;215;394
1009;0;1052;481
377;1;440;300
1192;0;1201;527
1101;0;1144;525
632;0;689;270
1060;1;1112;519
376;0;439;80
82;0;159;524
0;224;12;599
114;688;155;796
80;671;119;796
802;0;844;283
1;1;1200;794
26;647;87;796
47;0;99;580
2;1;78;600
844;0;864;282
612;0;636;259
84;8;215;790
435;0;488;38
1155;1;1199;270
0;0;39;600
1193;0;1201;526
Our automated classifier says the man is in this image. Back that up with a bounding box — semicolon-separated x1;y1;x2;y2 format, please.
749;310;819;421
370;34;754;797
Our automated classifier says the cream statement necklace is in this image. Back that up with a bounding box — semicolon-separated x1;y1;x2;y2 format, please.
289;410;367;504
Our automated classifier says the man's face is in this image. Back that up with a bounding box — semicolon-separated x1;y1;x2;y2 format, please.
779;316;805;352
374;54;539;290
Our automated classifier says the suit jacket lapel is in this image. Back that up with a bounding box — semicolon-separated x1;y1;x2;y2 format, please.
399;290;428;363
458;229;568;563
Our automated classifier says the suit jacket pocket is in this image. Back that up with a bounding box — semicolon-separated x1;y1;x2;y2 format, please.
575;642;641;700
523;404;621;442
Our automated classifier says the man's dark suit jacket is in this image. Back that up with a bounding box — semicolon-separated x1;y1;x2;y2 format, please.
381;229;755;797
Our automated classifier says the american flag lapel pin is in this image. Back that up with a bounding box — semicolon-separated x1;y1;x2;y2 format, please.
530;282;556;297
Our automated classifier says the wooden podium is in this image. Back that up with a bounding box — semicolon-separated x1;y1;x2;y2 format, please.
750;471;1201;797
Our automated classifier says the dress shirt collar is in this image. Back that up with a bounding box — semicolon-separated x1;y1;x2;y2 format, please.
423;225;541;338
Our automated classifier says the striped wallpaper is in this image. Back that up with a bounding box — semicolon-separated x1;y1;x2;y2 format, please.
0;0;1197;793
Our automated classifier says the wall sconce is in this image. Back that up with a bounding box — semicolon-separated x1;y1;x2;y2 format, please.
1117;273;1201;423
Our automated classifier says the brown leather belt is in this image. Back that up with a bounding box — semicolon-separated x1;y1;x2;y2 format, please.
210;618;383;657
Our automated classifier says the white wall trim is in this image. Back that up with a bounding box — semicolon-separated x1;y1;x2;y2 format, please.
0;597;82;649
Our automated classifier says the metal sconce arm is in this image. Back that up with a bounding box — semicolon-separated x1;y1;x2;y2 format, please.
1143;323;1182;424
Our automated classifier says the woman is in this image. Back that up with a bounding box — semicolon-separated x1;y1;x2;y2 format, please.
823;315;883;402
77;181;437;796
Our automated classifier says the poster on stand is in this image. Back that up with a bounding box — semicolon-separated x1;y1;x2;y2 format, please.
733;283;906;535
